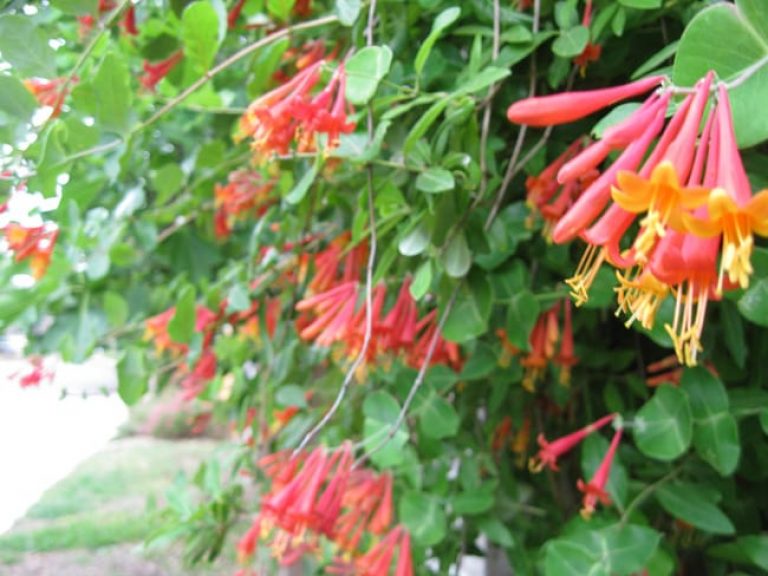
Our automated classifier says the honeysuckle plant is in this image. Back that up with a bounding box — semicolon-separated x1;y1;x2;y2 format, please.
3;0;768;574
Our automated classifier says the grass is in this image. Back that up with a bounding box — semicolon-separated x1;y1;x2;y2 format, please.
0;437;221;559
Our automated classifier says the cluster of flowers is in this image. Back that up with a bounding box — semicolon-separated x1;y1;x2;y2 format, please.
236;443;413;575
296;235;462;372
237;58;356;158
2;222;59;279
508;73;768;366
144;294;280;402
530;413;622;518
497;298;577;391
78;1;137;38
214;170;275;239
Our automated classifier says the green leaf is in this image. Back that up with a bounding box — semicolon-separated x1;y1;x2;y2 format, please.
403;98;450;154
410;261;433;300
634;385;693;461
452;484;495;515
226;284;251;313
721;300;747;368
363;390;401;423
0;76;38;123
399;221;430;257
400;492;447;547
454;66;511;95
71;52;132;135
415;7;461;76
168;286;196;344
618;0;661;8
285;160;319;204
182;1;223;75
151;164;185;204
52;0;98;15
104;292;129;327
419;395;460;439
267;0;295;21
709;535;768;571
478;517;515;548
656;482;735;535
673;2;768;147
117;347;148;406
335;0;362;26
416;168;455;194
344;46;393;105
545;524;661;576
505;290;540;351
442;271;492;343
680;368;740;475
738;278;768;327
0;15;57;77
441;232;471;278
552;25;589;58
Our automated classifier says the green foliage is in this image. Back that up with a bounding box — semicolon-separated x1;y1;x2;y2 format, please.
3;0;768;574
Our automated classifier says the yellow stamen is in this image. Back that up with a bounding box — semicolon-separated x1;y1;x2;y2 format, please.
566;244;605;306
663;281;708;366
614;268;669;330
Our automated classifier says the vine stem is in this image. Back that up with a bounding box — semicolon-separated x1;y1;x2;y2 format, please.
294;2;379;454
477;0;502;198
355;287;459;467
45;14;340;170
620;464;683;526
52;0;137;116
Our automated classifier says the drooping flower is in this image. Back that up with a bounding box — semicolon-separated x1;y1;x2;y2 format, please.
140;51;184;92
121;5;138;35
577;427;623;519
144;305;218;356
355;525;413;576
573;0;602;76
529;413;616;472
682;85;768;293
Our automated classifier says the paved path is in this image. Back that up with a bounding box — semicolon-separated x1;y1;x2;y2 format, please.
0;355;128;533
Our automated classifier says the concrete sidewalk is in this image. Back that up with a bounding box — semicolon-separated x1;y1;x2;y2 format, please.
0;355;128;533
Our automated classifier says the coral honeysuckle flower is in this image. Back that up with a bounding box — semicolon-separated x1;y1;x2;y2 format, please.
214;170;275;239
529;413;616;472
11;357;54;388
24;78;73;118
355;525;413;576
506;75;664;127
551;102;667;243
682;86;768;292
577;427;623;519
295;281;359;345
611;161;710;263
121;6;138;35
4;223;59;279
520;307;559;392
140;51;184;91
227;0;247;28
554;299;578;385
648;229;720;366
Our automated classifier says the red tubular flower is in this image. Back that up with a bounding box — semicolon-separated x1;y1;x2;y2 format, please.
520;307;559;392
296;281;359;345
121;6;138;35
140;51;184;91
406;310;462;371
554;299;578;385
214;170;275;239
355;525;413;576
506;75;664;127
577;427;623;519
529;413;616;472
179;349;217;400
4;223;58;279
228;0;247;28
24;77;73;118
